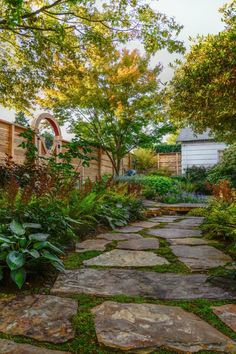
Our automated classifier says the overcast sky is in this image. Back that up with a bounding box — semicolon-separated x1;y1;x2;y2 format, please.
1;0;226;138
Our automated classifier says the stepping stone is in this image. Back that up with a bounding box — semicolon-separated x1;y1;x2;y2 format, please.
168;237;208;246
51;269;236;299
0;295;77;343
163;223;198;230
177;218;204;227
148;216;180;223
212;304;236;332
116;238;159;250
114;226;143;233
92;301;236;353
76;239;111;252
147;228;202;239
171;245;232;271
0;339;70;354
143;199;158;207
83;249;168;267
96;233;143;241
130;221;159;228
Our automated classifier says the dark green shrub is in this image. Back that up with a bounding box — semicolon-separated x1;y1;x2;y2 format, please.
207;144;236;187
155;144;181;153
184;165;209;194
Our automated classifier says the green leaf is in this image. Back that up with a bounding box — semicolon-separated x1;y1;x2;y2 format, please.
0;236;12;244
23;249;40;258
23;223;41;229
0;251;7;261
19;238;27;248
33;241;47;250
29;233;50;242
10;268;26;289
10;220;25;236
52;261;65;272
6;251;25;270
42;250;64;265
45;242;64;255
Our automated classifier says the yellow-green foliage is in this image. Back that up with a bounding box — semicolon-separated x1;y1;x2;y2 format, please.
132;148;157;173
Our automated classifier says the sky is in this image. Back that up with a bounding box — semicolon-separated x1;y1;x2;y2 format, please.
0;0;226;139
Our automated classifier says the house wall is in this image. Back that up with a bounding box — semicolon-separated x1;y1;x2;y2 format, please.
181;141;227;173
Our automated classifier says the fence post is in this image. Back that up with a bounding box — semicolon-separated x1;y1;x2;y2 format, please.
176;152;179;175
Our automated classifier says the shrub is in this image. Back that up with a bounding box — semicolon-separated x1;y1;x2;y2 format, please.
132;148;157;173
0;220;64;289
207;144;236;187
201;199;236;244
155;144;181;153
184;165;210;194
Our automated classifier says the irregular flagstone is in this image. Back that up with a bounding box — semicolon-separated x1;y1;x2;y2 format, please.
96;233;143;241
0;295;77;343
148;216;181;223
0;339;71;354
76;239;111;252
92;301;236;353
114;226;144;233
212;304;236;332
171;245;232;271
143;199;158;207
168;237;209;246
162;223;198;230
147;228;202;239
51;268;236;299
130;221;160;228
116;238;159;250
178;217;204;225
83;249;168;267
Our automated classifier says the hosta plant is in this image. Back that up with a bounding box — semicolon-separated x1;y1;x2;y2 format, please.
0;220;64;289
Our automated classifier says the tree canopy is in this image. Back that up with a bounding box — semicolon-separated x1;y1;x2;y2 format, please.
42;49;171;175
0;0;184;112
167;0;236;143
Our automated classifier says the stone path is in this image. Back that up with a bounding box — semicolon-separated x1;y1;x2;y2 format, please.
2;208;236;353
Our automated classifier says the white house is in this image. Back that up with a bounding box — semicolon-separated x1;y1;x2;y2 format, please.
176;128;227;174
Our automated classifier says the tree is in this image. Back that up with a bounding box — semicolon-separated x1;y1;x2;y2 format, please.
42;49;171;175
0;0;184;112
167;0;236;143
15;111;29;127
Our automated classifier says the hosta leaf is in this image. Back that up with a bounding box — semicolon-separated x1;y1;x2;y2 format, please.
29;233;49;241
10;268;26;289
45;242;64;255
51;261;65;272
42;251;64;265
0;236;12;243
10;220;25;236
6;251;25;270
23;223;41;229
19;238;27;248
23;249;40;258
0;251;7;261
33;241;47;250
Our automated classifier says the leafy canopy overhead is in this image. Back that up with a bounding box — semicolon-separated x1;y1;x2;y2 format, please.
42;49;170;175
167;0;236;143
0;0;184;112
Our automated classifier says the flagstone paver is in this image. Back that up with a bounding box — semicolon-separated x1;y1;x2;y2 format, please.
0;339;71;354
148;216;181;223
130;221;160;228
83;249;169;267
168;237;209;246
147;227;202;238
96;232;143;241
171;245;232;271
76;239;112;252
0;295;77;343
115;225;144;233
92;301;236;353
162;223;199;229
177;217;204;226
116;238;159;250
51;268;236;299
212;304;236;332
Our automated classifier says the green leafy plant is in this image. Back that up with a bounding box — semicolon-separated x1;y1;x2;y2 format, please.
0;220;64;289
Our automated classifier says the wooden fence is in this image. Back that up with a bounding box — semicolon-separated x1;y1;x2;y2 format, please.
157;152;181;176
0;117;131;180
